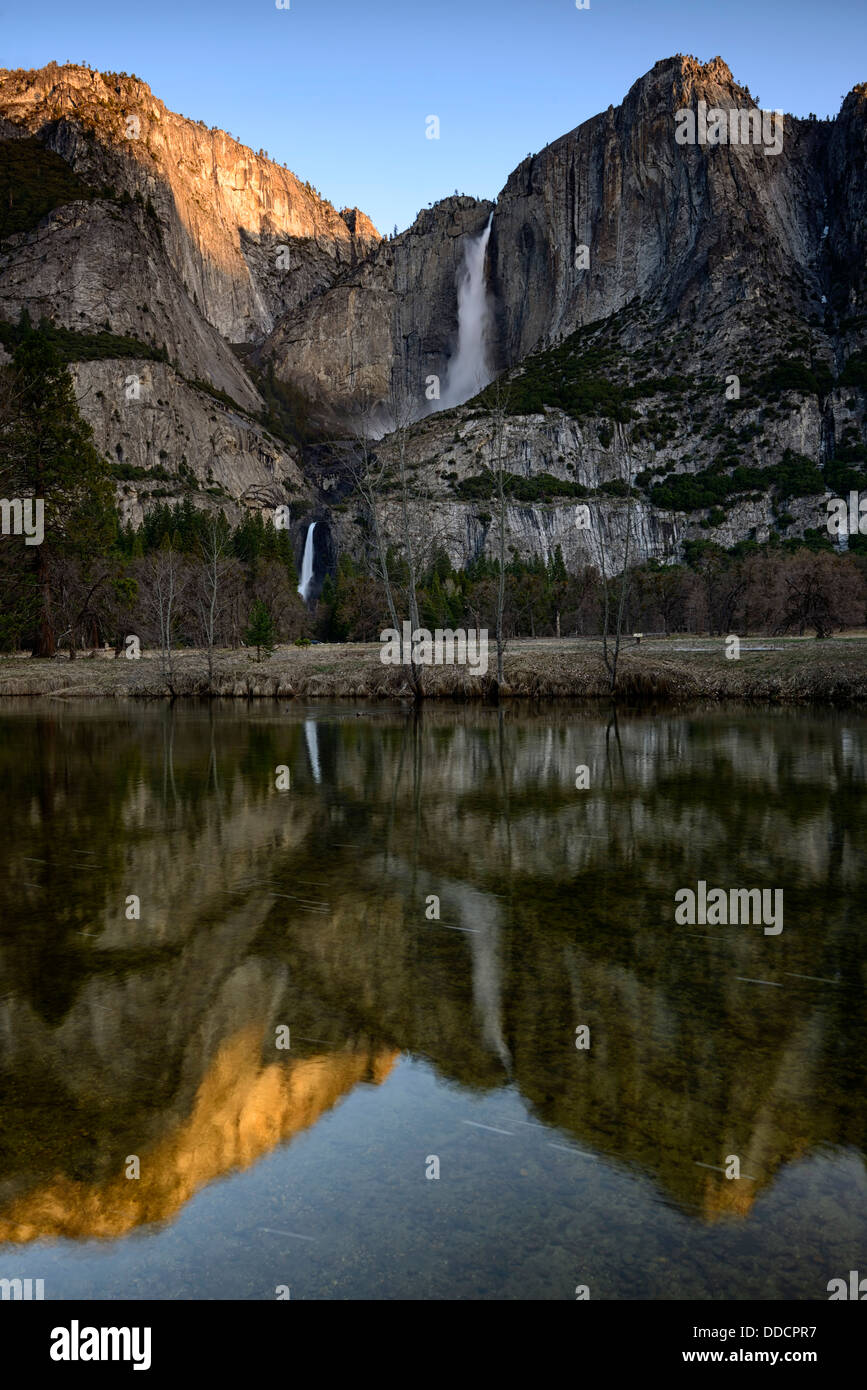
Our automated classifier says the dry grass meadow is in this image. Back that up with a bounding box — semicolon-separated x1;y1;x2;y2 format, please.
1;634;866;704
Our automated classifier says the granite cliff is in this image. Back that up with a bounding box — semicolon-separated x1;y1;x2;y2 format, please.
1;56;866;573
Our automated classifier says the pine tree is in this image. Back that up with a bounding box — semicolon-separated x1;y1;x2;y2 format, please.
244;599;276;660
272;524;299;587
233;511;266;566
4;320;117;655
318;572;338;639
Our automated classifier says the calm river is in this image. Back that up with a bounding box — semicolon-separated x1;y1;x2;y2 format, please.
0;701;864;1299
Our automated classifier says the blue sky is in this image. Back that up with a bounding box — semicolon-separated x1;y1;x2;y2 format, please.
2;0;865;233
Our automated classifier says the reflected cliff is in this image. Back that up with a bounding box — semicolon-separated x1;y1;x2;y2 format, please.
0;1029;395;1242
0;701;865;1274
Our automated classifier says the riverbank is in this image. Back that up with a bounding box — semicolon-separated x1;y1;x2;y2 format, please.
1;636;866;704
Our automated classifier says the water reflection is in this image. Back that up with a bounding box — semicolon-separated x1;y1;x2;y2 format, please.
0;701;865;1297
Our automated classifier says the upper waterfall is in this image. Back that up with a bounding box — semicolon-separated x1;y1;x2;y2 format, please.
437;211;494;410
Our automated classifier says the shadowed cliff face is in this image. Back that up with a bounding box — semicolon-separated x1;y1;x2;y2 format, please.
0;703;864;1255
250;55;867;571
257;196;495;425
826;83;867;315
488;56;834;366
256;56;867;420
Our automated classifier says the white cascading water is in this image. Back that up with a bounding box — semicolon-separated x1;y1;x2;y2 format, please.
438;211;494;410
298;521;316;601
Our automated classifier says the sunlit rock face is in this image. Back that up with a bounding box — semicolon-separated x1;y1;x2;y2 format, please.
0;63;380;343
0;198;262;407
0;63;379;518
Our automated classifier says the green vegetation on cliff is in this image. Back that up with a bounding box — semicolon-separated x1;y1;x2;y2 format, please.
0;136;114;241
647;450;826;512
0;313;168;364
453;471;589;502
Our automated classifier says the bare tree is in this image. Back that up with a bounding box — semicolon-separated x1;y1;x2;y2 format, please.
346;393;401;636
350;380;449;699
253;557;308;640
690;544;747;635
138;543;187;692
637;561;689;636
592;425;637;695
777;550;865;638
387;378;426;697
219;557;248;649
348;368;462;698
480;375;510;686
49;553;117;658
194;515;229;692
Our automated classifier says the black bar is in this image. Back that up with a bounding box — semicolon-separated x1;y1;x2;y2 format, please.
5;1298;864;1375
